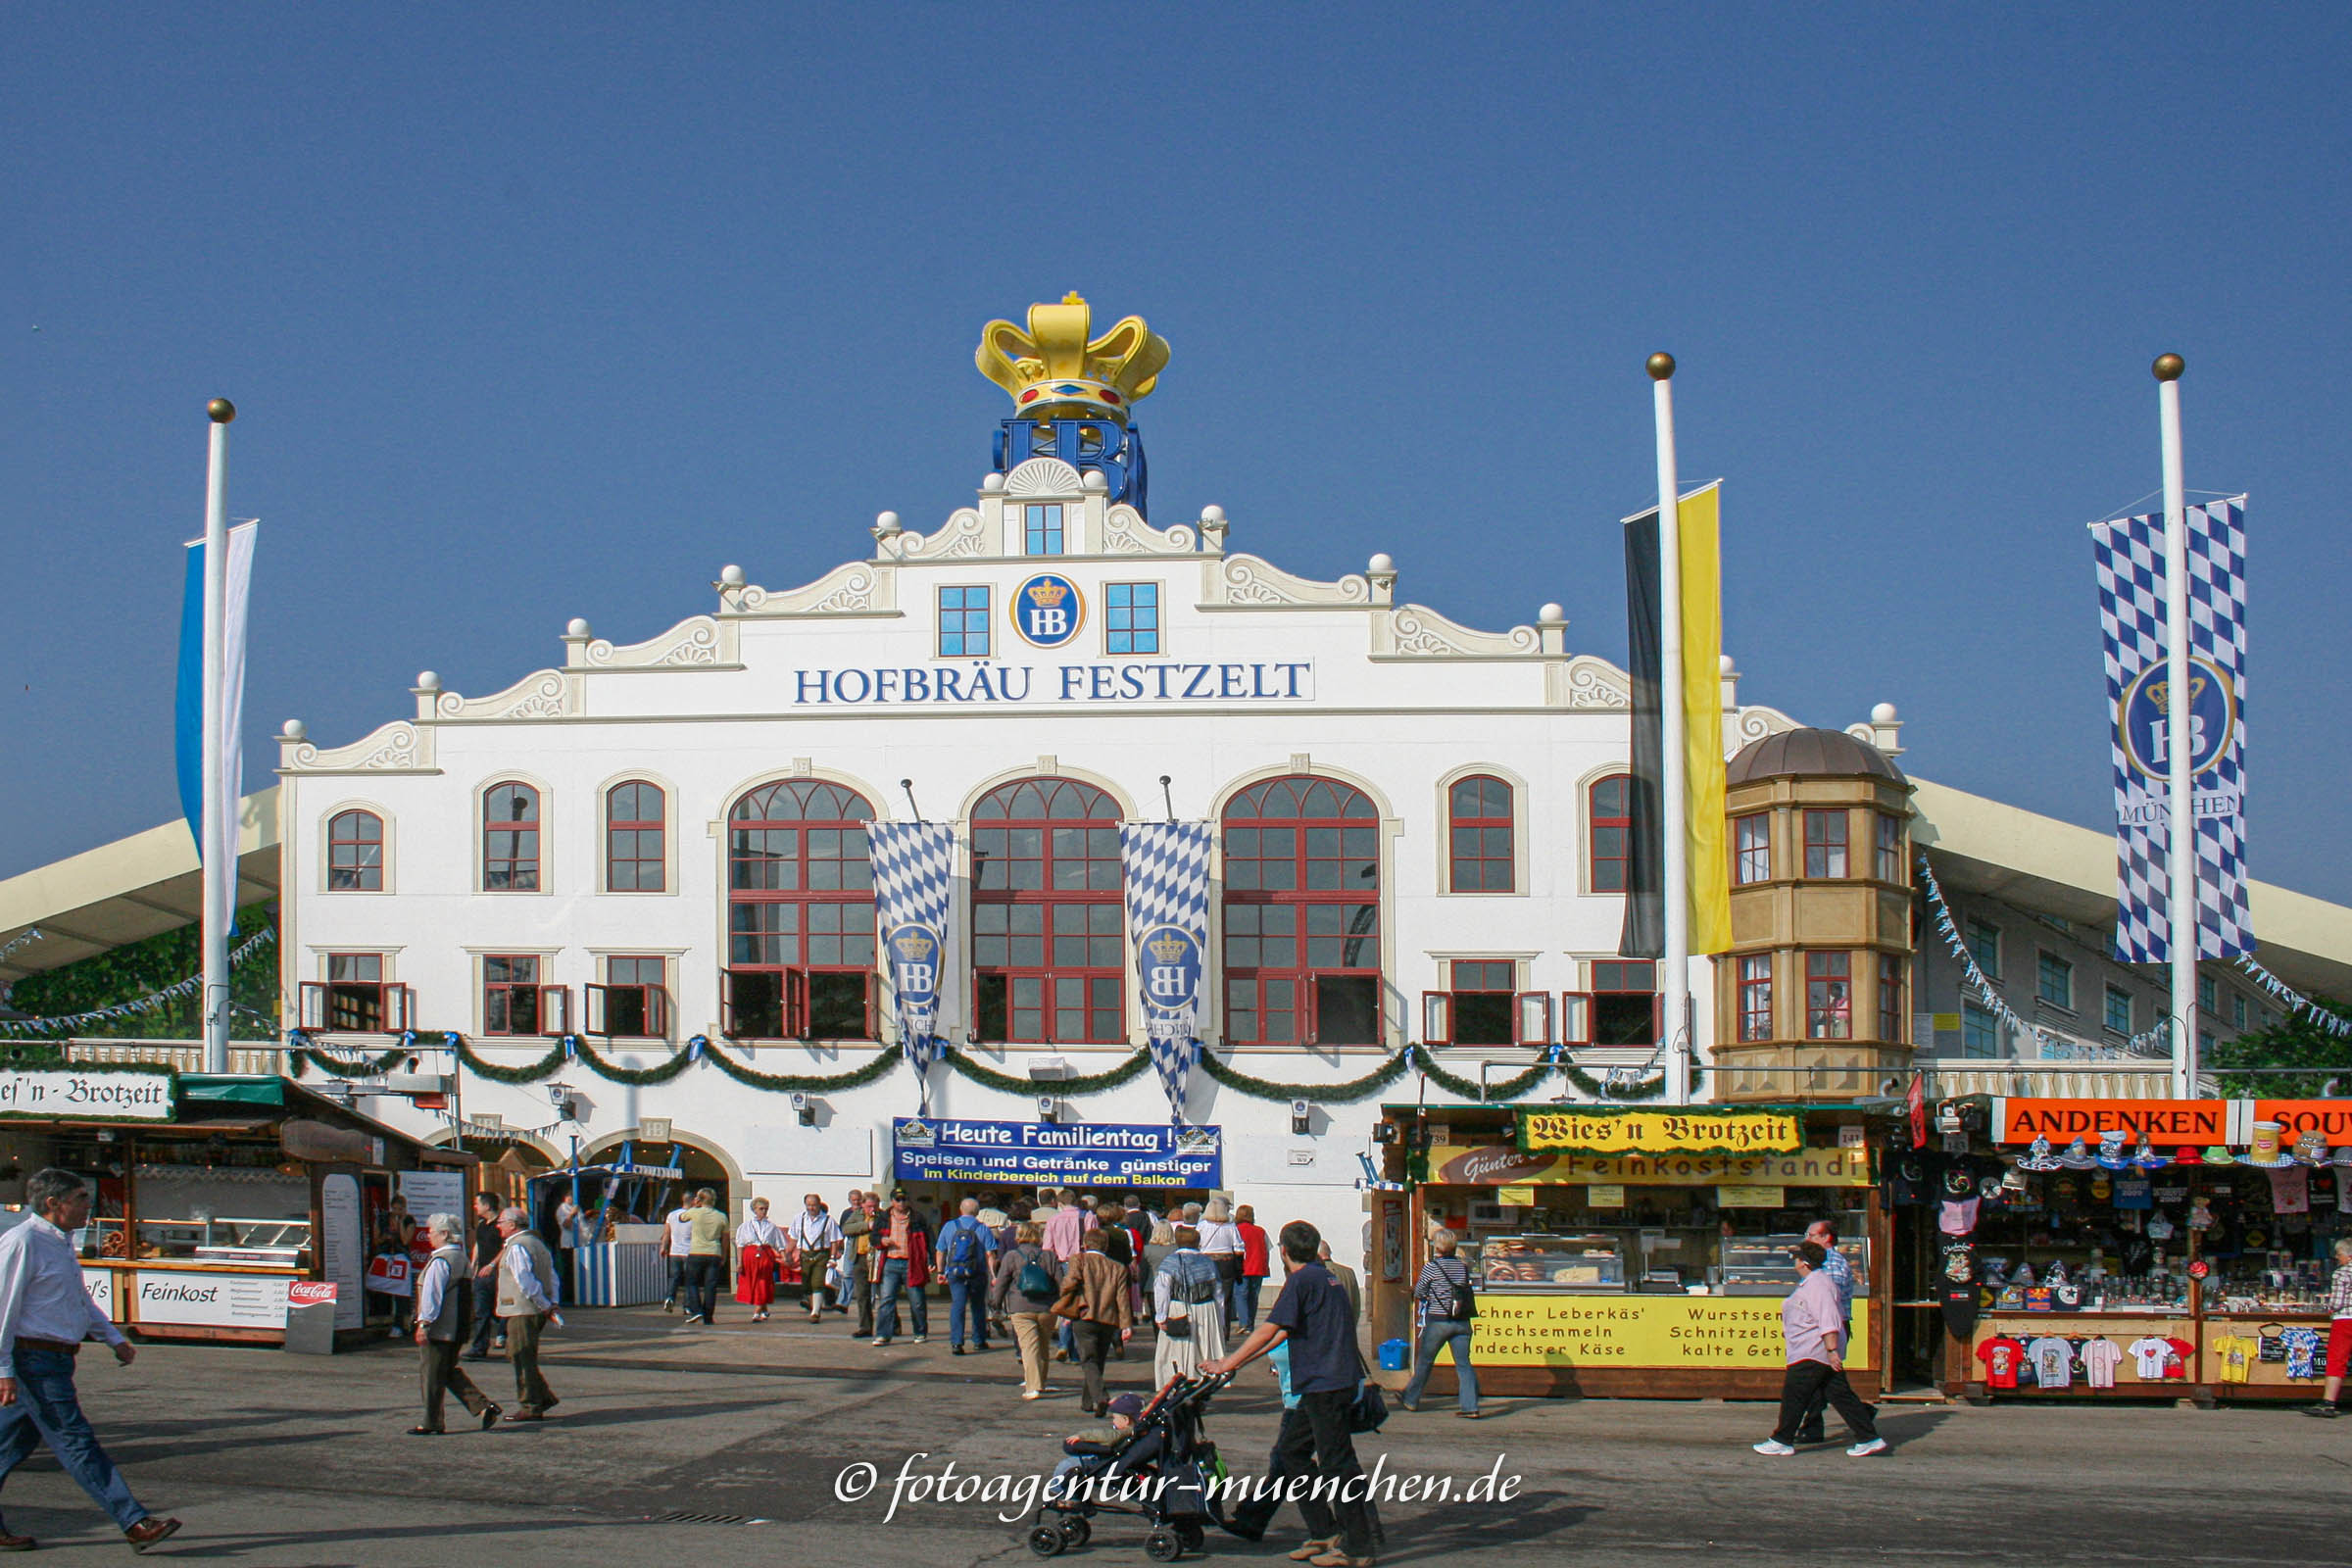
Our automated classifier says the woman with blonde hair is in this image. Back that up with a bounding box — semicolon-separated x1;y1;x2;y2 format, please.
990;1220;1063;1399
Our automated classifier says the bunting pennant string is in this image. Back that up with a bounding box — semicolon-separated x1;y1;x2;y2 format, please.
1918;855;2168;1061
2232;955;2352;1040
0;926;276;1037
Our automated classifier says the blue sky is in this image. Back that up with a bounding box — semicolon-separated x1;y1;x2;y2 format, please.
5;6;2348;902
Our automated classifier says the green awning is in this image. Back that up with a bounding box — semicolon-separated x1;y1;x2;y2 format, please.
179;1075;288;1107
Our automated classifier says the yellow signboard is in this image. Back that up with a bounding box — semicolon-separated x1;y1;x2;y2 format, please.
1439;1297;1873;1370
1586;1185;1626;1207
1521;1109;1801;1155
1717;1186;1786;1207
1429;1145;1872;1189
1496;1184;1535;1205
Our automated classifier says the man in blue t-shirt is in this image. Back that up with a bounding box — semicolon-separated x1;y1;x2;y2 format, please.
938;1198;1002;1353
1203;1220;1373;1567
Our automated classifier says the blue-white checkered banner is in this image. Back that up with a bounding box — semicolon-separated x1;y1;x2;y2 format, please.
865;821;956;1098
2090;496;2251;962
1120;822;1214;1123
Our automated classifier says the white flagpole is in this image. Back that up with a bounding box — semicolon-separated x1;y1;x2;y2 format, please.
202;398;235;1073
2154;354;2196;1099
1648;352;1691;1104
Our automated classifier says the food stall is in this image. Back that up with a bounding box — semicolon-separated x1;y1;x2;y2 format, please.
0;1063;466;1347
1388;1104;1883;1398
527;1156;688;1306
1951;1097;2351;1404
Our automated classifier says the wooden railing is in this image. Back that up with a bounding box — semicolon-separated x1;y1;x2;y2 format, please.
63;1039;283;1075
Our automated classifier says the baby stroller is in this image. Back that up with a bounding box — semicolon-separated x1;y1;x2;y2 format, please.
1027;1371;1232;1561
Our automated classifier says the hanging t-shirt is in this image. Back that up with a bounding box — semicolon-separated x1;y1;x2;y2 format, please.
2079;1336;2123;1389
2127;1336;2174;1379
2163;1337;2195;1379
2024;1336;2074;1390
1939;1198;1981;1236
2211;1333;2254;1383
1975;1335;2026;1389
2283;1327;2323;1379
2267;1167;2311;1215
2113;1175;2153;1210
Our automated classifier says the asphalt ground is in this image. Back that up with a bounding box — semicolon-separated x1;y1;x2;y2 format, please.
0;1305;2342;1565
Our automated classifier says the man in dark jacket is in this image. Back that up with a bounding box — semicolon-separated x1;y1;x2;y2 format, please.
465;1192;503;1360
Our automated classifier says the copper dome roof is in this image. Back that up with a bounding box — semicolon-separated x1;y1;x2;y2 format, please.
1727;727;1908;787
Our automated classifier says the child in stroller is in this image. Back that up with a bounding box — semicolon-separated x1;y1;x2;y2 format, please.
1028;1373;1230;1561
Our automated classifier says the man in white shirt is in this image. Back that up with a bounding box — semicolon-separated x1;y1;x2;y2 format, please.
495;1207;564;1420
662;1198;696;1313
0;1168;180;1552
787;1196;843;1324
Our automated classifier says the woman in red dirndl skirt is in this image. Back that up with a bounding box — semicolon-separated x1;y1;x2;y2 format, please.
735;1197;787;1321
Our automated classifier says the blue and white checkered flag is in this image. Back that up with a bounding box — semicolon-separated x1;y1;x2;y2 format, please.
2091;497;2252;962
1121;822;1214;1124
865;821;956;1102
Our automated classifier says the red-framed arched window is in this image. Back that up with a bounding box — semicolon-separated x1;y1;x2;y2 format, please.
1588;774;1633;893
327;809;383;891
1446;775;1513;892
1222;776;1381;1046
724;780;876;1040
606;780;664;892
971;778;1123;1044
482;783;540;891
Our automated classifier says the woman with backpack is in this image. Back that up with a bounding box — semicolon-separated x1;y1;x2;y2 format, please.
990;1220;1063;1399
1397;1226;1481;1417
1152;1225;1229;1388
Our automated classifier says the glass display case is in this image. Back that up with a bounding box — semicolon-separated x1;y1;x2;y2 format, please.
1721;1232;1805;1296
129;1165;312;1267
1478;1233;1627;1292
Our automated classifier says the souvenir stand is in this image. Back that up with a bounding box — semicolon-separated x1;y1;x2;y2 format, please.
0;1062;466;1347
1943;1098;2351;1404
1383;1103;1884;1399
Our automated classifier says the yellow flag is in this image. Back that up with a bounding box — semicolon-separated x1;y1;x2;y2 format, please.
1678;483;1731;955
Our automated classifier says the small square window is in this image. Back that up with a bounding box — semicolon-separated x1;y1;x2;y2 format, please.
1024;503;1065;556
1734;814;1770;885
1962;1004;1999;1058
2104;986;2132;1035
938;586;991;658
2036;952;2073;1009
1966;918;2000;977
2197;973;2218;1013
2230;993;2248;1030
1105;582;1160;655
1803;810;1848;878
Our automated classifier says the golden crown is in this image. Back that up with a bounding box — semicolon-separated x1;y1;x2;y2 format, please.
893;930;936;960
1024;579;1072;608
1147;933;1192;962
976;293;1169;426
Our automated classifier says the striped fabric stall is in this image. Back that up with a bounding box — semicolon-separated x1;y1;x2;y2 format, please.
571;1228;669;1306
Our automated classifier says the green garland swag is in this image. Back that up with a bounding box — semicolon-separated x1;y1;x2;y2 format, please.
294;1046;412;1079
287;1025;1685;1105
703;1040;905;1093
943;1047;1152;1096
1416;1051;1554;1102
1198;1047;1413;1102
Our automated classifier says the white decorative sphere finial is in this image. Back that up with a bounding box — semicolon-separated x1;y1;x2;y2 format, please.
1200;504;1225;524
719;564;746;588
416;671;441;692
281;719;306;741
1872;701;1899;724
1367;553;1396;574
565;617;592;638
1539;603;1565;625
1720;654;1737;674
875;511;901;534
980;472;1005;493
